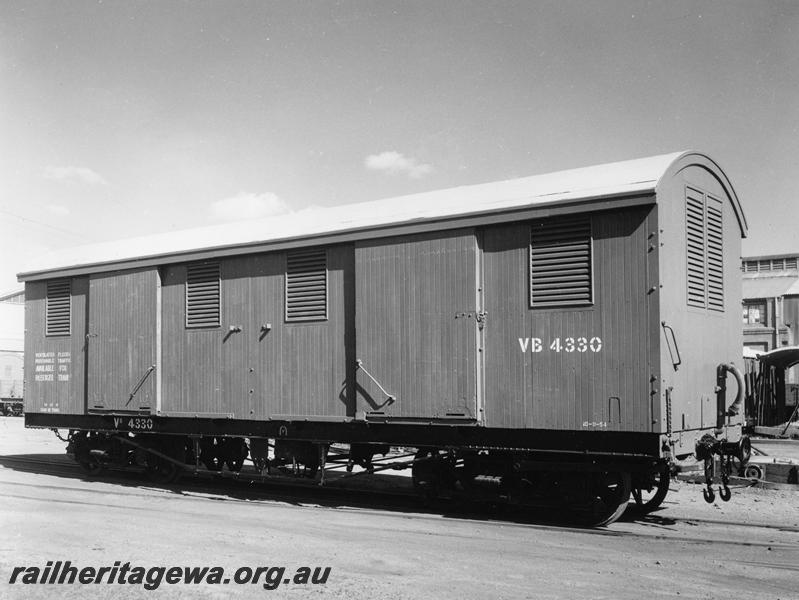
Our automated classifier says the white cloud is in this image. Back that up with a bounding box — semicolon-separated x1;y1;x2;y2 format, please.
208;192;290;222
46;204;70;216
364;151;433;179
43;166;108;185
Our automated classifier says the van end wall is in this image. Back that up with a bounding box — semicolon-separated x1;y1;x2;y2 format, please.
656;164;744;449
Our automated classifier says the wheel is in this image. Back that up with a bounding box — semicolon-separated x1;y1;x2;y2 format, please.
203;456;223;471
223;439;249;472
412;449;436;491
199;438;223;471
412;449;456;498
630;464;670;514
729;438;751;475
145;456;181;483
743;464;763;480
412;449;448;496
144;438;184;484
73;433;106;477
78;458;105;477
574;471;631;527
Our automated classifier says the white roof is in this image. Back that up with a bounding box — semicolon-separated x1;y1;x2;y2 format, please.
19;151;737;279
743;346;763;359
758;345;799;369
743;273;799;298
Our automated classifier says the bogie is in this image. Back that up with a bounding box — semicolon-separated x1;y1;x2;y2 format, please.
408;448;637;527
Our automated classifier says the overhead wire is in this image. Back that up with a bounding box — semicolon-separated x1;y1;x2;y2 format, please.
0;208;99;242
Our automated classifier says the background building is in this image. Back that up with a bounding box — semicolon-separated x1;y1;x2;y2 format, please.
742;254;799;409
742;255;799;352
0;289;24;401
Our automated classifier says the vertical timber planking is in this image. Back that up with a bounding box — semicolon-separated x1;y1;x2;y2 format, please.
86;269;157;411
221;256;252;416
482;224;533;426
23;277;88;415
160;246;351;420
482;205;654;431
355;229;479;420
160;263;223;416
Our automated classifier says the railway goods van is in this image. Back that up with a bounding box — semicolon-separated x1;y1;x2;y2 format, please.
19;151;751;525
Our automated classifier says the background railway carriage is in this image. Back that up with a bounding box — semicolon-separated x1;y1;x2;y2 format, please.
18;151;749;525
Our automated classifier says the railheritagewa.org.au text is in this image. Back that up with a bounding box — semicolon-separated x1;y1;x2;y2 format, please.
8;561;331;591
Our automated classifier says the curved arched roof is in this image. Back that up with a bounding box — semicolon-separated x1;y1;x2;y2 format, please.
759;346;799;371
658;151;747;236
18;150;746;281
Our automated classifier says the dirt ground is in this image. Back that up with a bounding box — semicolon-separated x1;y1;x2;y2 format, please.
0;416;797;600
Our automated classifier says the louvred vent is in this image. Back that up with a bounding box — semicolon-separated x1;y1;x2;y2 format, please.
530;217;592;307
186;263;220;328
286;249;327;321
706;197;724;311
685;187;724;312
46;280;71;335
686;191;707;308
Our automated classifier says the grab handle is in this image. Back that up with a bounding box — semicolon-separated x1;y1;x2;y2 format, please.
661;321;681;371
355;359;396;405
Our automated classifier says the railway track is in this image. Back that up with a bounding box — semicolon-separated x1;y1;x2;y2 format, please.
2;452;799;544
0;452;438;515
0;454;80;477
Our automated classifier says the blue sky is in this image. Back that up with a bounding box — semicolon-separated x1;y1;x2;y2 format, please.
1;1;798;292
